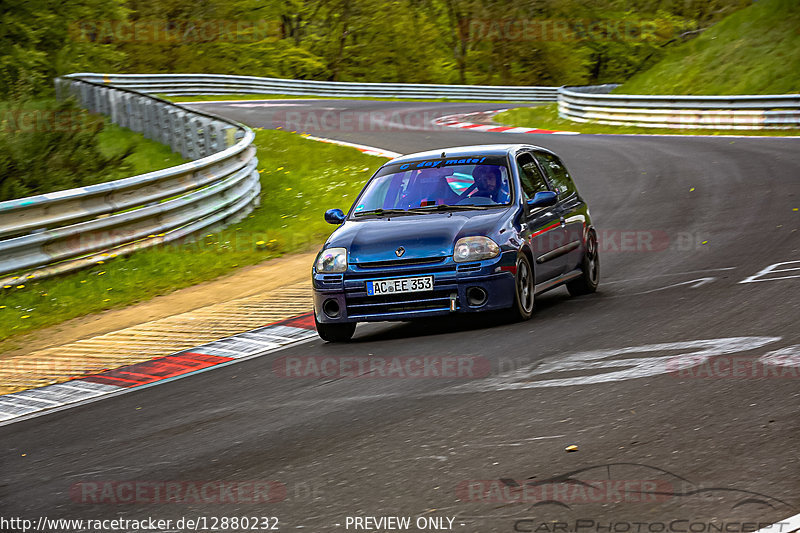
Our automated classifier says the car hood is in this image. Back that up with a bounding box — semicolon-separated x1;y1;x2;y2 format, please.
327;209;512;264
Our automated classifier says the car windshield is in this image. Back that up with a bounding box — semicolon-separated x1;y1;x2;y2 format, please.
352;155;512;216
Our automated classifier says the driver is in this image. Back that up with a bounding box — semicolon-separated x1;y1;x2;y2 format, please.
471;165;504;202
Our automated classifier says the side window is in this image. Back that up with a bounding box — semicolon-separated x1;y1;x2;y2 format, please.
535;152;576;197
516;153;550;200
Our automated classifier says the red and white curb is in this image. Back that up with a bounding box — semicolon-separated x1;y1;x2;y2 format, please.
433;109;579;135
301;134;401;158
0;314;319;426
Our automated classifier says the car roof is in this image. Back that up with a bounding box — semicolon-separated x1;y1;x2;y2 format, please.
385;144;551;164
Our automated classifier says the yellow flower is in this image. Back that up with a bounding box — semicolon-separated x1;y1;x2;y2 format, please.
21;315;30;319
97;260;104;264
80;280;87;284
0;305;6;309
256;240;266;245
98;271;106;276
103;298;110;302
285;187;292;191
3;285;11;289
276;167;284;171
16;285;24;289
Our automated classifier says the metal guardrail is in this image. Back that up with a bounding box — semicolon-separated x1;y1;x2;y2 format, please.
558;85;800;129
0;77;260;285
67;73;560;101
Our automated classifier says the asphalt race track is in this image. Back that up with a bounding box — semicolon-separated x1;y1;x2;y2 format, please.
2;100;799;532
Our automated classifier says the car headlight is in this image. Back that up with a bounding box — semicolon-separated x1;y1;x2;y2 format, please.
453;237;500;263
316;247;348;273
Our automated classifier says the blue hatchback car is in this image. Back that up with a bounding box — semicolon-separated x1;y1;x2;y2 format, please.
312;144;599;342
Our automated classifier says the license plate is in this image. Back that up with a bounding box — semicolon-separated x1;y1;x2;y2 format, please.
366;276;433;296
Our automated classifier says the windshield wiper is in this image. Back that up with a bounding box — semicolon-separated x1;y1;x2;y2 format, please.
353;208;416;217
408;204;489;212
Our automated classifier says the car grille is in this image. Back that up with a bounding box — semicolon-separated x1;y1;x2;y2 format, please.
345;289;455;318
354;257;446;269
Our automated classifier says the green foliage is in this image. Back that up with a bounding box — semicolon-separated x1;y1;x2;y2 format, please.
0;0;758;98
0;0;127;97
0;98;185;202
618;0;800;94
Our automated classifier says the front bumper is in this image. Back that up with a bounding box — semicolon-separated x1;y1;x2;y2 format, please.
313;251;517;323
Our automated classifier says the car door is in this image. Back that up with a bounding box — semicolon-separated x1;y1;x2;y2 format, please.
515;151;568;283
533;150;586;273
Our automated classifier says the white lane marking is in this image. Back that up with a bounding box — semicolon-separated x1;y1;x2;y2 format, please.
452;337;782;391
227;103;312;108
601;267;737;286
740;260;800;283
180;100;314;105
463;435;565;447
302;134;401;158
759;345;800;368
753;512;800;533
632;277;716;294
232;336;800;412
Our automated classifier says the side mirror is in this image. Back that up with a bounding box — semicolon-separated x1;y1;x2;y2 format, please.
527;191;558;209
324;208;346;225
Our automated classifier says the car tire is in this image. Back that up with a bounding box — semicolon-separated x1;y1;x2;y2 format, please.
511;252;535;320
315;313;356;342
567;229;599;296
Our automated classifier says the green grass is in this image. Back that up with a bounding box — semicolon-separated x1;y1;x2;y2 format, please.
97;122;187;176
494;103;800;137
618;0;800;95
0;129;383;344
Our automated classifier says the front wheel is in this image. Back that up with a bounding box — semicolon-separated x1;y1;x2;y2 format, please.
315;314;356;342
567;229;599;296
511;253;535;320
